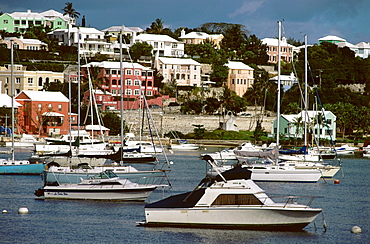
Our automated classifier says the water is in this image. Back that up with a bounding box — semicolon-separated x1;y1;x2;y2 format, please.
0;147;369;243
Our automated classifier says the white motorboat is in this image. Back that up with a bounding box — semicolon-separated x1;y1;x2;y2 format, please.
141;165;323;230
35;170;158;201
43;163;169;185
334;144;358;155
208;148;323;182
5;134;44;148
169;139;199;150
278;153;322;162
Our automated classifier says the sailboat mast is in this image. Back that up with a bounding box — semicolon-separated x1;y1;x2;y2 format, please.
304;35;308;146
77;27;81;148
119;27;124;163
10;39;14;162
276;21;281;147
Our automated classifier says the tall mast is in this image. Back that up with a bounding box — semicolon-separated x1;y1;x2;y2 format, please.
119;26;124;163
304;34;308;146
10;39;14;162
77;27;81;149
276;21;281;147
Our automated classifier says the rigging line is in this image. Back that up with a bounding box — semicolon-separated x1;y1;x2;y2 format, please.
121;32;171;166
308;61;336;149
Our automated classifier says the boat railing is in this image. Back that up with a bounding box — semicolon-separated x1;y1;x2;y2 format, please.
267;195;323;208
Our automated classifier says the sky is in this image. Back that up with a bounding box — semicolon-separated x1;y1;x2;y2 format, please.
1;0;369;45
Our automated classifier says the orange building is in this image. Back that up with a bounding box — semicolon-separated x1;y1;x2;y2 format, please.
15;90;71;136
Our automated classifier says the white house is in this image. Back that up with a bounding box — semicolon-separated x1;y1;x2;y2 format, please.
48;27;113;56
270;72;297;91
133;33;184;57
155;57;201;87
355;42;370;59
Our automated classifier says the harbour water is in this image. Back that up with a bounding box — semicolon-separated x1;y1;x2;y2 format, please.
0;147;368;243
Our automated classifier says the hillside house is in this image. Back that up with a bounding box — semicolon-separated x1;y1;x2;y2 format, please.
133;33;184;57
0;64;63;95
15;91;70;136
225;61;254;97
271;110;336;142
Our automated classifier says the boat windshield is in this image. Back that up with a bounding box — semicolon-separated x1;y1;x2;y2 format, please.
90;170;118;179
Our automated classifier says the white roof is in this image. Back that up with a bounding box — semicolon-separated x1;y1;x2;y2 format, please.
0;94;22;107
40;9;64;18
135;34;182;43
5;37;46;45
102;26;144;33
49;27;104;35
283;110;335;123
270;73;297;81
158;57;201;65
42;112;64;117
180;32;222;39
85;125;110;131
318;35;346;42
82;61;149;70
10;10;44;19
262;38;295;47
356;42;370;49
17;91;69;102
226;61;253;70
337;41;358;49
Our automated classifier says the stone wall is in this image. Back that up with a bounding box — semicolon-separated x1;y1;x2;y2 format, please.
146;108;275;135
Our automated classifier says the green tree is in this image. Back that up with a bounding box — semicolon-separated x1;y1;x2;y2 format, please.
102;111;122;135
129;41;153;62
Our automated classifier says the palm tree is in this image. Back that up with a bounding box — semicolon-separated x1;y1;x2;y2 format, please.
62;2;80;19
147;18;164;34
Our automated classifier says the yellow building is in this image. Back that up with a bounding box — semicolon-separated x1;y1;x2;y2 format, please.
225;61;254;97
0;64;64;95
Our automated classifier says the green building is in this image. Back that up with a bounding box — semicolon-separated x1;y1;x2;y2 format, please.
0;9;75;33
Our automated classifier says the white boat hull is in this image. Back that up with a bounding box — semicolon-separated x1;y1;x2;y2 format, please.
144;207;321;230
43;184;156;201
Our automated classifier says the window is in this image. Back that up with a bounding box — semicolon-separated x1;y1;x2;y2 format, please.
148;81;152;86
38;104;42;111
126;69;132;75
14;20;20;25
35;21;42;25
134;80;140;86
28;78;33;84
125;89;132;95
147;90;152;96
15;78;20;84
194;75;196;79
326;119;332;125
3;20;8;24
111;70;117;74
21;20;26;25
154;42;158;48
48;104;52;111
134;70;141;76
194;66;197;70
172;43;177;48
134;89;140;95
126;79;132;86
58;104;62;111
112;79;117;85
57;21;62;26
212;194;262;205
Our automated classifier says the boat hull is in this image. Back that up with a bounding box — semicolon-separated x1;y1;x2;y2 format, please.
0;163;45;175
144;207;322;231
43;185;157;201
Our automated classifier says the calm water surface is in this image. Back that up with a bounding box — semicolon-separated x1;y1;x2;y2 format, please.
0;147;368;243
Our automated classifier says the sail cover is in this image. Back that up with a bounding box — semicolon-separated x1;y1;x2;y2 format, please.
233;147;279;161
